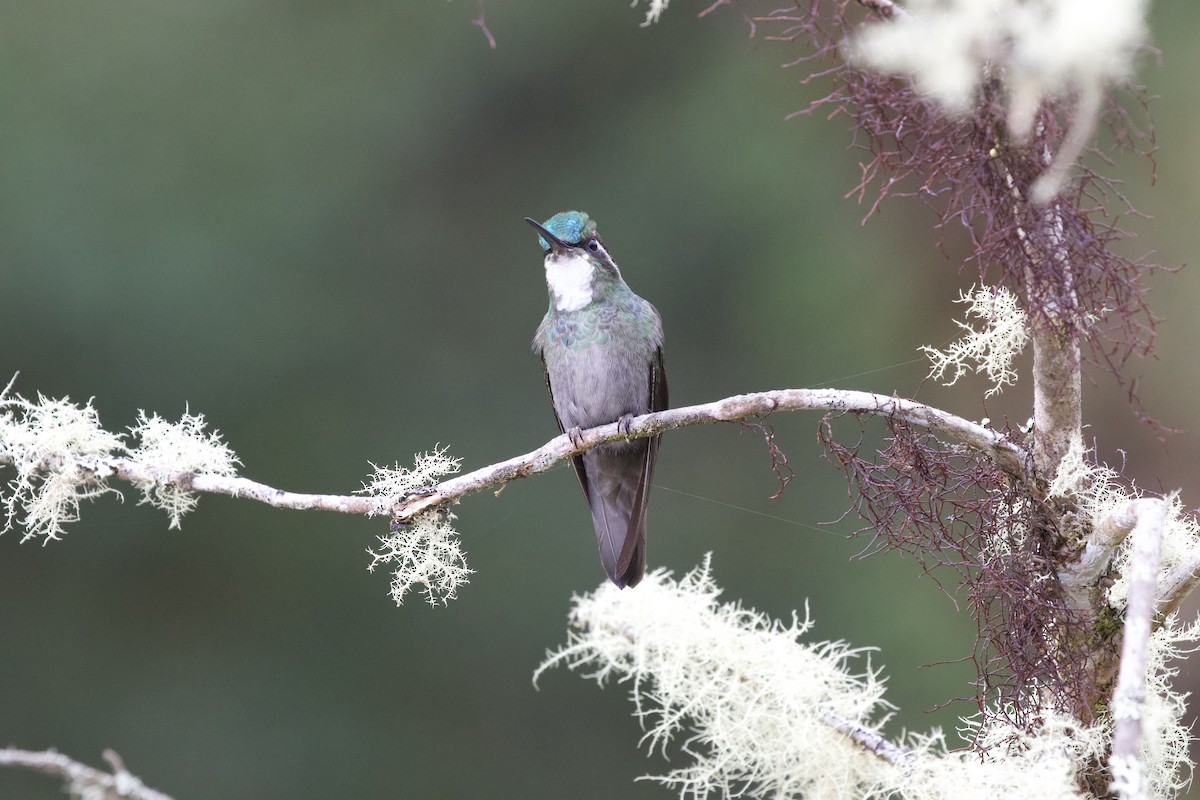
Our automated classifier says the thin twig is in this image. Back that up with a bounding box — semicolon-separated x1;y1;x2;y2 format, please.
1031;83;1103;205
1060;500;1138;612
89;456;378;515
1153;549;1200;621
471;0;497;49
821;711;913;767
1108;498;1167;800
856;0;907;19
0;747;175;800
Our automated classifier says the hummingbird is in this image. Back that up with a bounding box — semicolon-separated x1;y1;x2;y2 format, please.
527;211;668;588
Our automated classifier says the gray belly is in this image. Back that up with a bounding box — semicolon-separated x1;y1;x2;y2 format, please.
548;345;649;435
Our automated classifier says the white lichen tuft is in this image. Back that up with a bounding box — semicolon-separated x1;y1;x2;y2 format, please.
127;410;240;528
921;285;1028;397
537;555;893;798
883;711;1104;800
368;511;472;607
362;448;470;606
848;0;1148;126
632;0;669;27
1047;435;1127;511
360;447;461;516
0;391;125;542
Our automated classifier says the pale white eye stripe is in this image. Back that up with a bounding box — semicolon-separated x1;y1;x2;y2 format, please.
545;251;594;312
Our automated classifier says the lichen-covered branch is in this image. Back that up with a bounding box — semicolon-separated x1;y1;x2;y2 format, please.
0;388;1030;532
0;747;174;800
541;558;1127;798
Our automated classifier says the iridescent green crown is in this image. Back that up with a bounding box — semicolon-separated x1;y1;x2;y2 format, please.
535;210;597;249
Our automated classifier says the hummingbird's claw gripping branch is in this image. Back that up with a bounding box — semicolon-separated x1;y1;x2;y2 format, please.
567;426;586;447
617;414;635;437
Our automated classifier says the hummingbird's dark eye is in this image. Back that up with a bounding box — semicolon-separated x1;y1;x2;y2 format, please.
586;238;600;252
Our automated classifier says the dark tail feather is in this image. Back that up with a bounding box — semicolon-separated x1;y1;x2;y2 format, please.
618;528;646;588
585;448;648;589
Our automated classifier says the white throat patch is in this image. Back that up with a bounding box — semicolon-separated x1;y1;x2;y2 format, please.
545;252;594;312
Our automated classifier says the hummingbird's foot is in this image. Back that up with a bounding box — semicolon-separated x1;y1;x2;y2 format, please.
617;413;635;437
567;426;586;447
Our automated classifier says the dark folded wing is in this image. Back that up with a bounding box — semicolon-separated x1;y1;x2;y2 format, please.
541;354;590;501
613;346;668;586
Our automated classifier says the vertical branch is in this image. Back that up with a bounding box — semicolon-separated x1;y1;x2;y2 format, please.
1030;314;1082;479
1028;165;1082;480
999;149;1083;482
1109;498;1167;800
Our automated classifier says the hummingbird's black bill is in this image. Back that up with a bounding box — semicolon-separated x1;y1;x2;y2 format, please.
525;217;570;253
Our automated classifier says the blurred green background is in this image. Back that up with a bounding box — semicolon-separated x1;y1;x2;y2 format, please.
2;2;1198;797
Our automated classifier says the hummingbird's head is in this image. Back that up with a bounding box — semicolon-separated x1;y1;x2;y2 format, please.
525;211;621;312
527;210;598;253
